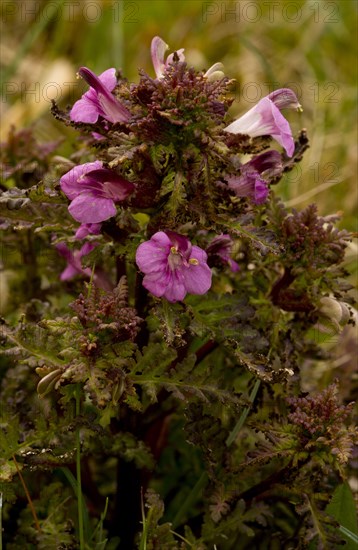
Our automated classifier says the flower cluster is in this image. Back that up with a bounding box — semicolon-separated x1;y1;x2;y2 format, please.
286;382;357;464
58;35;302;302
287;383;355;437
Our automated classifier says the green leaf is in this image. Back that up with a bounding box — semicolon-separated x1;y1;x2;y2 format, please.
150;143;176;172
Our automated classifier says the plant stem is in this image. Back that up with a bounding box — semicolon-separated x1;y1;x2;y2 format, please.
195;339;218;365
226;379;261;447
75;384;85;550
139;489;147;550
12;454;41;532
0;492;3;550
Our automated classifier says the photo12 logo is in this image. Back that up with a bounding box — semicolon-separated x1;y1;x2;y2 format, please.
202;2;340;24
1;2;140;24
1;81;81;105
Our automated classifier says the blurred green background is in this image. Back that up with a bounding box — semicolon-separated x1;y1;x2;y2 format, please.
1;0;357;239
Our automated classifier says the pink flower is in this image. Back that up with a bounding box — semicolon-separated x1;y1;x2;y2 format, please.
70;67;130;124
226;150;282;204
151;36;185;79
56;242;112;290
56;242;96;280
74;223;102;240
136;231;212;302
207;234;240;272
60;161;135;224
224;88;301;157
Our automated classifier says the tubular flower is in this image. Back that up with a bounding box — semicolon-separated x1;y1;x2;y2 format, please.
70;67;130;124
74;223;102;240
60;161;135;224
224;88;302;157
136;231;212;302
207;234;240;272
225;150;283;204
151;36;185;79
56;242;96;281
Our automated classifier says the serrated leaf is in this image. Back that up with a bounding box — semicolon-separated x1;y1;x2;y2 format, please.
150;143;176;172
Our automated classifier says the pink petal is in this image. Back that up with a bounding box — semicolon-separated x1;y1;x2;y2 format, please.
163;270;187;302
70;97;100;123
78;67;130;123
80;242;97;256
269;104;295;157
142;271;169;298
60;264;79;280
166;231;191;256
253;175;269;204
75;223;102;240
182;263;212;295
60;161;103;199
228;259;240;272
224;104;262;135
190;245;208;264
56;242;73;262
151;36;169;79
225;98;294;157
136;232;171;273
248;150;282;173
68;193;116;223
81;169;135;200
97;68;117;91
268;88;301;110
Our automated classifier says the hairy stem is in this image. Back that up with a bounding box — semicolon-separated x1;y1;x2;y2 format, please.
75;384;85;550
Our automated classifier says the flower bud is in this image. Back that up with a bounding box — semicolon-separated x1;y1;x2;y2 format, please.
319;296;351;329
36;368;62;397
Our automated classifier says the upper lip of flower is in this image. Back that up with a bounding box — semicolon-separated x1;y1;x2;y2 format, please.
165;230;192;259
79;169;135;201
150;36;185;79
267;88;302;111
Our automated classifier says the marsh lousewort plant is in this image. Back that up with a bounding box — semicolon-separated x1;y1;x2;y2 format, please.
0;36;357;549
